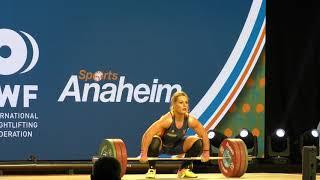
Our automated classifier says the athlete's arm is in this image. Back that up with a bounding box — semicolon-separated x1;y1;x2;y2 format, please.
140;113;171;155
188;116;210;152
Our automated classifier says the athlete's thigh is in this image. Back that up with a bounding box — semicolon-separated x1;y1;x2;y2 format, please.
182;135;201;152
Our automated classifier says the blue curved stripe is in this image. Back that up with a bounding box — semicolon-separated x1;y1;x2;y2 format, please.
196;0;265;127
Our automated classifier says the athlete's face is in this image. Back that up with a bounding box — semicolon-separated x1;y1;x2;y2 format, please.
173;96;189;115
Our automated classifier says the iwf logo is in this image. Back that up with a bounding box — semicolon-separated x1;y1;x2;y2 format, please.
0;28;39;107
0;28;39;75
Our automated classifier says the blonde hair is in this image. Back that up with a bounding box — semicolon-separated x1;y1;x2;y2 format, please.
170;91;189;112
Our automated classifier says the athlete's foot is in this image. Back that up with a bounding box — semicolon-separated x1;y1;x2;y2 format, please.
177;168;198;178
146;168;156;179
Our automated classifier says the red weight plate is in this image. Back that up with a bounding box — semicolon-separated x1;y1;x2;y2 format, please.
119;139;128;176
112;139;125;178
114;139;128;178
235;139;248;177
218;138;242;177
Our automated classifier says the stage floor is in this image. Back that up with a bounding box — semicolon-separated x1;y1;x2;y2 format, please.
0;173;319;180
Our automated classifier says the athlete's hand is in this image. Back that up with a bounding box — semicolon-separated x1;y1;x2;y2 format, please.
201;150;210;162
139;151;148;163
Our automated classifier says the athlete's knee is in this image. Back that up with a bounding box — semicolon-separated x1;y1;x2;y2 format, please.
185;139;203;157
148;136;162;157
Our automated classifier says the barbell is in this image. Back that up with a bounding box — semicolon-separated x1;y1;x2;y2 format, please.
93;138;251;178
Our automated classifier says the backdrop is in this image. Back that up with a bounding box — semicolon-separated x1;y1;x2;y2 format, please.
0;0;265;160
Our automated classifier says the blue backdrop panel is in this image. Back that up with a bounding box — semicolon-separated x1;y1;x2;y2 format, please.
0;0;253;160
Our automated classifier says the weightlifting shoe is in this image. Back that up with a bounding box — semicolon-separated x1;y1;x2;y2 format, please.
177;168;198;178
146;168;156;179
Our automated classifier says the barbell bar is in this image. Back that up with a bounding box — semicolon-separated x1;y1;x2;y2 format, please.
128;156;227;161
93;156;230;162
94;156;254;162
126;156;255;161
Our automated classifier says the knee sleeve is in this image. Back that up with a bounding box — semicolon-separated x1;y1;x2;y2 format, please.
148;137;161;157
185;139;203;157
